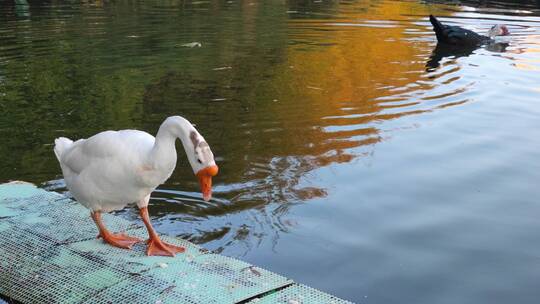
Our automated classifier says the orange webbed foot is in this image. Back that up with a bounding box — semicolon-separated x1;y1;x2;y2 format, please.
98;233;142;249
146;238;185;257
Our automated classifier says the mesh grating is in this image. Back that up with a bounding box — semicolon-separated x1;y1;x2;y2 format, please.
1;183;353;304
0;221;11;233
248;284;355;304
7;198;139;245
68;228;206;275
0;204;16;218
0;225;125;304
144;253;293;303
1;193;68;218
1;183;66;218
83;270;204;304
0;182;49;200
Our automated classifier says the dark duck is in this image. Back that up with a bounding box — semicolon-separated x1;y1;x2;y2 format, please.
429;15;509;46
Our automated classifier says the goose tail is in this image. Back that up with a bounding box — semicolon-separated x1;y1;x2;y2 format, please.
54;137;73;161
429;15;445;41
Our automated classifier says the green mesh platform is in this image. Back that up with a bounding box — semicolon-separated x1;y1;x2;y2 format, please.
0;182;60;218
0;224;126;303
0;182;139;244
142;253;293;303
248;284;355;304
0;182;353;303
67;228;206;274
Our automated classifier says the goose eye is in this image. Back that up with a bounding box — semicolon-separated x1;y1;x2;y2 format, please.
197;158;202;164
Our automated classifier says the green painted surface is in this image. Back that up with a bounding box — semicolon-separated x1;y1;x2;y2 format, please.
0;182;46;199
0;183;353;303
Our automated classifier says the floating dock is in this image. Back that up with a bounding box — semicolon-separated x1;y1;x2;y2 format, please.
0;182;353;304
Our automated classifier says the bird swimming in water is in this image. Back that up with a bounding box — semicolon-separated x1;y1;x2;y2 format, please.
429;15;509;46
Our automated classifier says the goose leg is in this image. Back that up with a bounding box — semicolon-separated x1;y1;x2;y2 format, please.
91;211;142;249
139;207;185;257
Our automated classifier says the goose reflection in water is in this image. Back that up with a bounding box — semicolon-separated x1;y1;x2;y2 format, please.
426;42;509;71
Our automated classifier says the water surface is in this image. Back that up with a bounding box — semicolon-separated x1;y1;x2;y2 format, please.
2;0;540;303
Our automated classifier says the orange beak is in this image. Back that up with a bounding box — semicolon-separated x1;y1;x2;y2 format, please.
196;165;219;201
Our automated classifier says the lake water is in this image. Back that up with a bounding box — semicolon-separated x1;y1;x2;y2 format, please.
2;0;540;303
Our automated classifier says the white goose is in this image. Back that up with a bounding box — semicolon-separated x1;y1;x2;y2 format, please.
54;116;218;257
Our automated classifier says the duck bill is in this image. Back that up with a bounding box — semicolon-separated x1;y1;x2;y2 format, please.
196;165;219;201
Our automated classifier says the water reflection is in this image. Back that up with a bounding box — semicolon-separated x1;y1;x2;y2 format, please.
134;0;486;251
426;0;540;11
426;42;509;71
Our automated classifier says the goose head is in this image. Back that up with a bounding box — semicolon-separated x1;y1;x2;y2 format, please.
488;24;509;38
158;116;219;202
187;128;218;202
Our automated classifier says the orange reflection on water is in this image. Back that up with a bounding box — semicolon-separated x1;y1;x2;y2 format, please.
257;1;434;166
